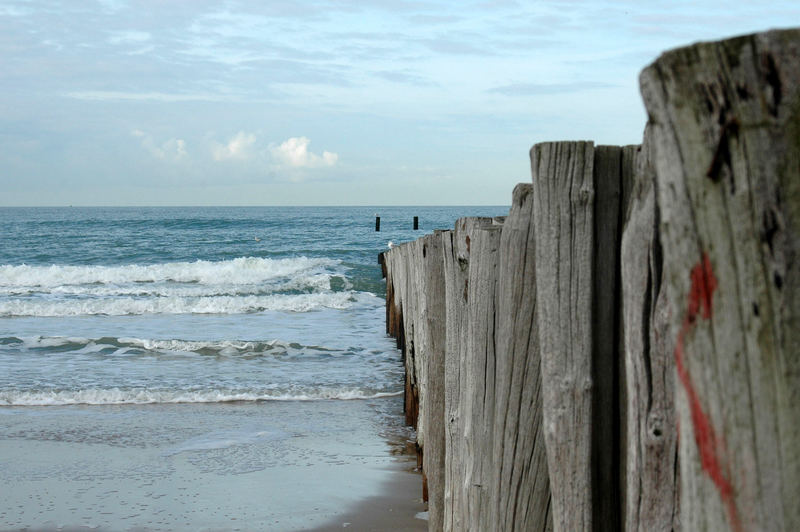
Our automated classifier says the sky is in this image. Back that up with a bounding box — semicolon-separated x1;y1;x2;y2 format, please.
1;1;798;206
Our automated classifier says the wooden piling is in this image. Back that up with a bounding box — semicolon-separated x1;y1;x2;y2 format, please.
619;129;679;532
375;216;381;231
380;28;800;532
530;141;597;532
640;28;800;532
490;183;551;532
414;216;419;230
441;216;494;531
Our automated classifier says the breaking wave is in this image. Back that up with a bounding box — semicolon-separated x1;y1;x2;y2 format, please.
0;256;376;317
0;387;403;406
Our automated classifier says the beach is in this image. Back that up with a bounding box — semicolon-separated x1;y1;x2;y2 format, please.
0;206;505;531
0;397;426;531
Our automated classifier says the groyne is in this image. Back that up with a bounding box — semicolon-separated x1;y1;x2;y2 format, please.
381;28;800;531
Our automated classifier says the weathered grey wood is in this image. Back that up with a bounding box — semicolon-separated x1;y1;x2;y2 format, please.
419;232;447;532
531;141;596;532
640;28;800;531
441;217;495;531
441;226;465;532
489;183;552;532
619;130;679;532
463;224;502;530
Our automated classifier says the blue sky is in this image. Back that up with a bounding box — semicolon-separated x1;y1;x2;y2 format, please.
1;1;797;206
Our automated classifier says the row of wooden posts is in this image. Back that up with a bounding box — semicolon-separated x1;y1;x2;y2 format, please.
375;216;420;231
380;29;799;531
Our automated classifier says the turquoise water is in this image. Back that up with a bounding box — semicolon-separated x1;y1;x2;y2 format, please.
0;206;506;530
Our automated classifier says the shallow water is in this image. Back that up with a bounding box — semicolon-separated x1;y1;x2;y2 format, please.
0;398;410;531
0;206;507;530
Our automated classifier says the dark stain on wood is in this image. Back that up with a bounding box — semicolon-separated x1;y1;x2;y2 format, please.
706;118;740;189
762;52;782;117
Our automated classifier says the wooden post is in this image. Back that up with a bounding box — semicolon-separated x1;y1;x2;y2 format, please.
530;141;624;531
375;215;381;231
640;28;800;531
531;141;596;532
441;217;495;531
488;183;552;532
619;130;679;532
414;216;419;230
420;232;447;532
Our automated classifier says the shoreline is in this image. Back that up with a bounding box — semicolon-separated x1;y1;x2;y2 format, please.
0;398;423;531
305;455;427;532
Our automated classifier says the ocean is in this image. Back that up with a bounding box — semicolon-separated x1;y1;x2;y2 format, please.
0;206;506;531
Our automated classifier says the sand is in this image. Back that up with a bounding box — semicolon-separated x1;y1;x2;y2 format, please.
307;457;427;531
0;398;427;531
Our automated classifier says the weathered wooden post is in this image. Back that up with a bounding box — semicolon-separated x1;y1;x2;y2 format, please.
375;215;381;231
414;216;419;230
530;141;596;531
530;141;623;531
418;232;447;531
640;29;800;531
441;217;495;531
488;183;552;532
619;131;679;532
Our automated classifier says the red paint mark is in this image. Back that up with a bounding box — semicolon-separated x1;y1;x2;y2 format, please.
687;254;717;322
675;252;742;532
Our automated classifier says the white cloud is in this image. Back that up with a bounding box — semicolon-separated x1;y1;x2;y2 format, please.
108;31;151;45
211;131;257;161
66;91;230;102
270;137;338;168
132;130;187;161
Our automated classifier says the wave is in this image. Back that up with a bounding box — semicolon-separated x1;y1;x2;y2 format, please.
0;291;372;317
0;335;338;357
0;256;341;289
0;387;403;406
0;273;338;298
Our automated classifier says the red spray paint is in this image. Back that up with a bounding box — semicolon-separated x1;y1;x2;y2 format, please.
674;253;742;532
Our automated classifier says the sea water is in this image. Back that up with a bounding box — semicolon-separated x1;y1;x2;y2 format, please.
0;206;506;531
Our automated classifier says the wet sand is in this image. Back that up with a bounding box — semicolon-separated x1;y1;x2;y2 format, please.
0;397;424;531
307;457;427;532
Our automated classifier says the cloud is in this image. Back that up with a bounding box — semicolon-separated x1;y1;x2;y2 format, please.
270;137;338;168
486;81;616;96
108;31;151;45
67;91;230;102
373;69;434;86
211;131;257;161
132;130;187;161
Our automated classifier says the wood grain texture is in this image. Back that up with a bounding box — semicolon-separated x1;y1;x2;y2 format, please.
419;232;447;532
441;217;495;531
463;224;503;530
531;141;597;532
640;28;800;531
620;130;680;532
489;183;552;532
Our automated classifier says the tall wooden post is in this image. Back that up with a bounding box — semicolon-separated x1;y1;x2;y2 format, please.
489;183;552;532
619;130;679;532
641;29;800;531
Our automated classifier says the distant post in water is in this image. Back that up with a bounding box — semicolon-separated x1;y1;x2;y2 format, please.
375;215;381;232
414;216;419;230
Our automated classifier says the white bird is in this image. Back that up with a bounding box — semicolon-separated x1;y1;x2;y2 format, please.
388;241;395;249
254;237;261;242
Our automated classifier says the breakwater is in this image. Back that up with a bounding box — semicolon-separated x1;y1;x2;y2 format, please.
381;28;800;531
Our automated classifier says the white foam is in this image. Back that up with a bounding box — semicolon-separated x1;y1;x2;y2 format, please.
0;388;403;406
0;291;375;317
0;256;339;289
